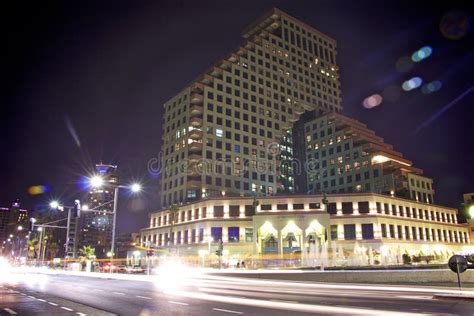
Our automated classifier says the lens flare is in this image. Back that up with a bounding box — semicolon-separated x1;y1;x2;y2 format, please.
402;77;423;91
395;56;414;73
27;185;49;195
440;11;472;40
411;46;433;62
421;81;442;94
362;94;383;109
382;85;402;103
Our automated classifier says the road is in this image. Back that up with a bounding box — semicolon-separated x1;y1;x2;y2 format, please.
1;268;474;315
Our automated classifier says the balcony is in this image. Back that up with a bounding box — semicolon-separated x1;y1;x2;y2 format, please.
191;82;204;94
190;104;203;116
228;53;239;63
188;141;203;152
294;104;304;115
188;154;202;162
190;93;203;105
187;179;202;188
220;60;231;70
190;117;203;128
281;122;292;131
289;113;299;123
210;67;223;78
188;129;203;140
200;74;214;86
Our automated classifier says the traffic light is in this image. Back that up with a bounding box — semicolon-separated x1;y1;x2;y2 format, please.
74;200;81;218
215;239;224;256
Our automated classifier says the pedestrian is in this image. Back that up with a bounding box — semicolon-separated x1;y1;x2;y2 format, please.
237;261;240;268
241;261;245;269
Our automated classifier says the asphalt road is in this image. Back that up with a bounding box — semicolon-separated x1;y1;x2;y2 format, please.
1;269;474;315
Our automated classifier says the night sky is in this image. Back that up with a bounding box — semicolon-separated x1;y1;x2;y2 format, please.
2;1;473;234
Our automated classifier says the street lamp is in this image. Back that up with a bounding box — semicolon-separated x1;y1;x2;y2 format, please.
90;175;104;188
131;183;141;193
87;176;142;260
17;226;23;231
50;200;59;209
469;205;474;219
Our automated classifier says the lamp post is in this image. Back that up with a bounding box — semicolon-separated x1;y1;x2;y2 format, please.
88;175;141;261
49;200;79;258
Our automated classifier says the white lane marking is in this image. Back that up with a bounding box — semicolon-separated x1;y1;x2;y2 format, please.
136;295;152;300
37;299;47;302
165;289;424;316
212;308;243;314
10;290;19;293
27;295;36;299
77;313;87;316
20;293;26;296
3;308;18;315
61;307;74;311
168;300;189;306
48;302;58;306
113;292;125;295
270;299;299;304
396;295;433;300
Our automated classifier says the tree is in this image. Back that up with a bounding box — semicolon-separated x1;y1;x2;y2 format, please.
79;245;96;259
27;236;39;259
47;242;60;259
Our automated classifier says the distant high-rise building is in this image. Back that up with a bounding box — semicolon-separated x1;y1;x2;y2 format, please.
0;207;10;247
160;8;342;207
78;164;117;258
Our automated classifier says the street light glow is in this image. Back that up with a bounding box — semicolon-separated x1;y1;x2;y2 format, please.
17;225;23;231
30;217;37;223
469;205;474;219
50;201;59;209
82;204;89;211
90;175;104;188
131;183;142;193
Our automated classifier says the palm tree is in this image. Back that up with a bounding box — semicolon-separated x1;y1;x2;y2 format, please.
79;245;96;259
47;242;60;259
27;237;39;259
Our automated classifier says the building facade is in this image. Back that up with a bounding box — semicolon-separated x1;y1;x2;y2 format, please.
160;8;342;208
303;112;435;203
141;194;469;262
78;163;117;258
141;9;470;264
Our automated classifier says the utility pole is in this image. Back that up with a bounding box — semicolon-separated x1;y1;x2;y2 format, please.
110;186;119;260
215;239;223;269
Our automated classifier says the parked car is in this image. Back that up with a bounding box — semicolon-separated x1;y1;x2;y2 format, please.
125;265;145;274
100;263;118;272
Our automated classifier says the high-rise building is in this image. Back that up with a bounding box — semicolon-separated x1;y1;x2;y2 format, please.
140;9;470;262
78;164;117;258
160;8;342;208
0;207;10;248
302;112;435;203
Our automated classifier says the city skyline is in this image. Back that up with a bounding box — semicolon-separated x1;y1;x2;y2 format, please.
2;1;473;235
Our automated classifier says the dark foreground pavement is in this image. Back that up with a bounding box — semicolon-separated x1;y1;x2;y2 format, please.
1;269;474;315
